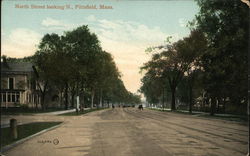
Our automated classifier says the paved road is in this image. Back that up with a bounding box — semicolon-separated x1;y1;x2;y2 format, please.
3;108;248;156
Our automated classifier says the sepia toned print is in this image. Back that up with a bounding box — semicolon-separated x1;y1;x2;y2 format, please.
1;0;249;156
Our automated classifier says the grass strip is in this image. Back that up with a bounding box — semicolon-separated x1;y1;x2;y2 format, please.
1;122;62;148
2;108;65;115
148;108;247;122
59;108;107;116
197;114;248;122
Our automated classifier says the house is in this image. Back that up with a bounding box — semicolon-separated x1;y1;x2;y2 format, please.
1;59;40;108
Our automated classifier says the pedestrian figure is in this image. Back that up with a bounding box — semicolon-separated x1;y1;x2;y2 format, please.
138;104;143;111
112;105;115;109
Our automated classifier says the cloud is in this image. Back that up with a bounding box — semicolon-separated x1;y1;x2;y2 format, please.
85;16;180;92
41;17;80;31
2;28;42;57
86;15;96;22
3;16;180;93
95;19;168;45
42;17;64;27
9;28;41;46
1;28;6;36
178;18;187;27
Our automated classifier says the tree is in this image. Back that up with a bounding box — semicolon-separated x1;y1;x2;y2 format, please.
141;41;186;111
194;0;249;115
140;70;162;106
33;33;62;109
34;33;79;110
33;25;133;110
63;26;102;109
96;51;120;108
176;30;208;113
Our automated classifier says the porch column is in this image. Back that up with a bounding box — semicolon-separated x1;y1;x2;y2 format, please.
20;92;22;104
32;94;35;108
10;92;12;103
1;93;3;107
14;92;16;103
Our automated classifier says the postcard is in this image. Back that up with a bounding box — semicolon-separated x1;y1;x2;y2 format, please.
1;0;249;156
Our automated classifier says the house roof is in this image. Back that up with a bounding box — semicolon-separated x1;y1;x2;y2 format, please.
1;62;34;73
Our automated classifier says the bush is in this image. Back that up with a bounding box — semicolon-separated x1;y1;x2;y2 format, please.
225;104;247;115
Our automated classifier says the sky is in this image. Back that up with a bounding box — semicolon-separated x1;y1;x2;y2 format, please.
1;0;199;94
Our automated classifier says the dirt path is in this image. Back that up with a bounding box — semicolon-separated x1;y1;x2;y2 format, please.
3;108;248;156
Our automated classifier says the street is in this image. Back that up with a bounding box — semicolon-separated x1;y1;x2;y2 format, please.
3;108;248;156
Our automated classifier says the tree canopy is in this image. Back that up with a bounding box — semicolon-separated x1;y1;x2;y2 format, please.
31;25;141;109
140;0;248;115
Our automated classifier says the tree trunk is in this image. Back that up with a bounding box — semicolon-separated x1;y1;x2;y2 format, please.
171;87;176;111
91;89;95;109
162;87;165;111
210;96;216;116
107;100;110;108
189;85;193;114
35;97;38;110
222;98;226;113
99;89;103;108
71;92;75;108
64;82;69;110
41;92;46;110
217;97;221;113
81;92;85;112
60;91;63;108
37;81;48;110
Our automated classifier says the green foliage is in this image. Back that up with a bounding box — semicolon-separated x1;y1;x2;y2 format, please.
30;25;139;109
2;55;34;63
141;40;188;110
194;0;248;114
139;70;163;104
141;0;248;115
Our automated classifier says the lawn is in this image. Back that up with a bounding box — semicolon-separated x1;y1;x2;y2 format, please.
197;113;248;122
1;122;62;148
148;108;248;122
1;107;65;115
59;108;107;116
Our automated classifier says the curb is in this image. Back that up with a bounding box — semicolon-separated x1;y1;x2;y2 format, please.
0;122;64;153
34;109;76;116
59;108;107;116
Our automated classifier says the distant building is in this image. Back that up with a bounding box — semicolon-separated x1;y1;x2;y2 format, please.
1;59;40;108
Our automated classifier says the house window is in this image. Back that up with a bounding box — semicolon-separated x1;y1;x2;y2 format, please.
27;80;29;89
8;78;14;90
8;94;11;102
31;81;36;90
3;94;6;102
12;94;16;102
16;93;20;102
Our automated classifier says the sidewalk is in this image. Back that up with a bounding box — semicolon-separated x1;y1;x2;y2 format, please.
33;109;76;116
1;109;77;128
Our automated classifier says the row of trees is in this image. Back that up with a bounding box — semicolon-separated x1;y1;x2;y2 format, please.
34;26;141;110
140;0;248;115
6;26;141;110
